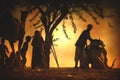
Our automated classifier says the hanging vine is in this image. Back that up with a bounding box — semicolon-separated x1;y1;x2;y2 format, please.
62;19;70;39
69;13;77;33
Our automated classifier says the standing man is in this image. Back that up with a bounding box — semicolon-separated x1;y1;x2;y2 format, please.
21;36;31;68
74;24;93;69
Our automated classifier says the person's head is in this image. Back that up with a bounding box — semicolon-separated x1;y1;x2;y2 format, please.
26;36;31;42
34;30;40;36
87;24;93;31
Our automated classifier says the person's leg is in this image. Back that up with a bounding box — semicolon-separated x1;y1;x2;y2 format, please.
74;46;79;69
74;59;78;68
79;48;87;69
80;58;85;68
22;57;26;67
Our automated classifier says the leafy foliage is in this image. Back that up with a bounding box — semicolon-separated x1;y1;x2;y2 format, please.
23;0;104;39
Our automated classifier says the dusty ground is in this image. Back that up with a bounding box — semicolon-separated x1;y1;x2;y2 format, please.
0;68;120;80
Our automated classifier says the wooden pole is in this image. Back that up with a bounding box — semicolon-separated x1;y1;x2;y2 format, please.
51;45;60;68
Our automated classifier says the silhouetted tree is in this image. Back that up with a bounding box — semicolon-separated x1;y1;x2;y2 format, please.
22;0;105;68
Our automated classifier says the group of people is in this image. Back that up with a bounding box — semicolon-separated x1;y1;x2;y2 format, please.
0;23;109;70
0;30;45;70
0;35;31;69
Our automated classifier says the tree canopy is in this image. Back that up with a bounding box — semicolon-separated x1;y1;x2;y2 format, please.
25;0;104;34
0;0;104;37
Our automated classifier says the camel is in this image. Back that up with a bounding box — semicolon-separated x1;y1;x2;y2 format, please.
86;39;116;69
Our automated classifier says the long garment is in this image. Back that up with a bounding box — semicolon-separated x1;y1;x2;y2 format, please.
31;32;44;69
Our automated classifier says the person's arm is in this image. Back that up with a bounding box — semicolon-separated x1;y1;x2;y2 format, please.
88;35;93;41
88;33;93;41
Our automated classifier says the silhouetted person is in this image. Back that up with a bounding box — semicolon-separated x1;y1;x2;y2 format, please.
0;38;9;66
31;30;44;69
21;36;31;67
74;24;93;69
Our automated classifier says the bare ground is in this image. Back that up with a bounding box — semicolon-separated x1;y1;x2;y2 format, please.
0;68;120;80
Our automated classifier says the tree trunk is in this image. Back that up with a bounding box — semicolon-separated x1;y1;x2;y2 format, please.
43;33;52;69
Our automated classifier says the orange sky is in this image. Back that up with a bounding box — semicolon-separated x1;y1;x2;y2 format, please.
5;6;120;68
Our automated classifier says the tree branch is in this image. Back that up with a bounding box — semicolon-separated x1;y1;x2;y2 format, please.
49;10;68;35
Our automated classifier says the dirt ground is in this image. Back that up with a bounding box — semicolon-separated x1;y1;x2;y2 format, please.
0;68;120;80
